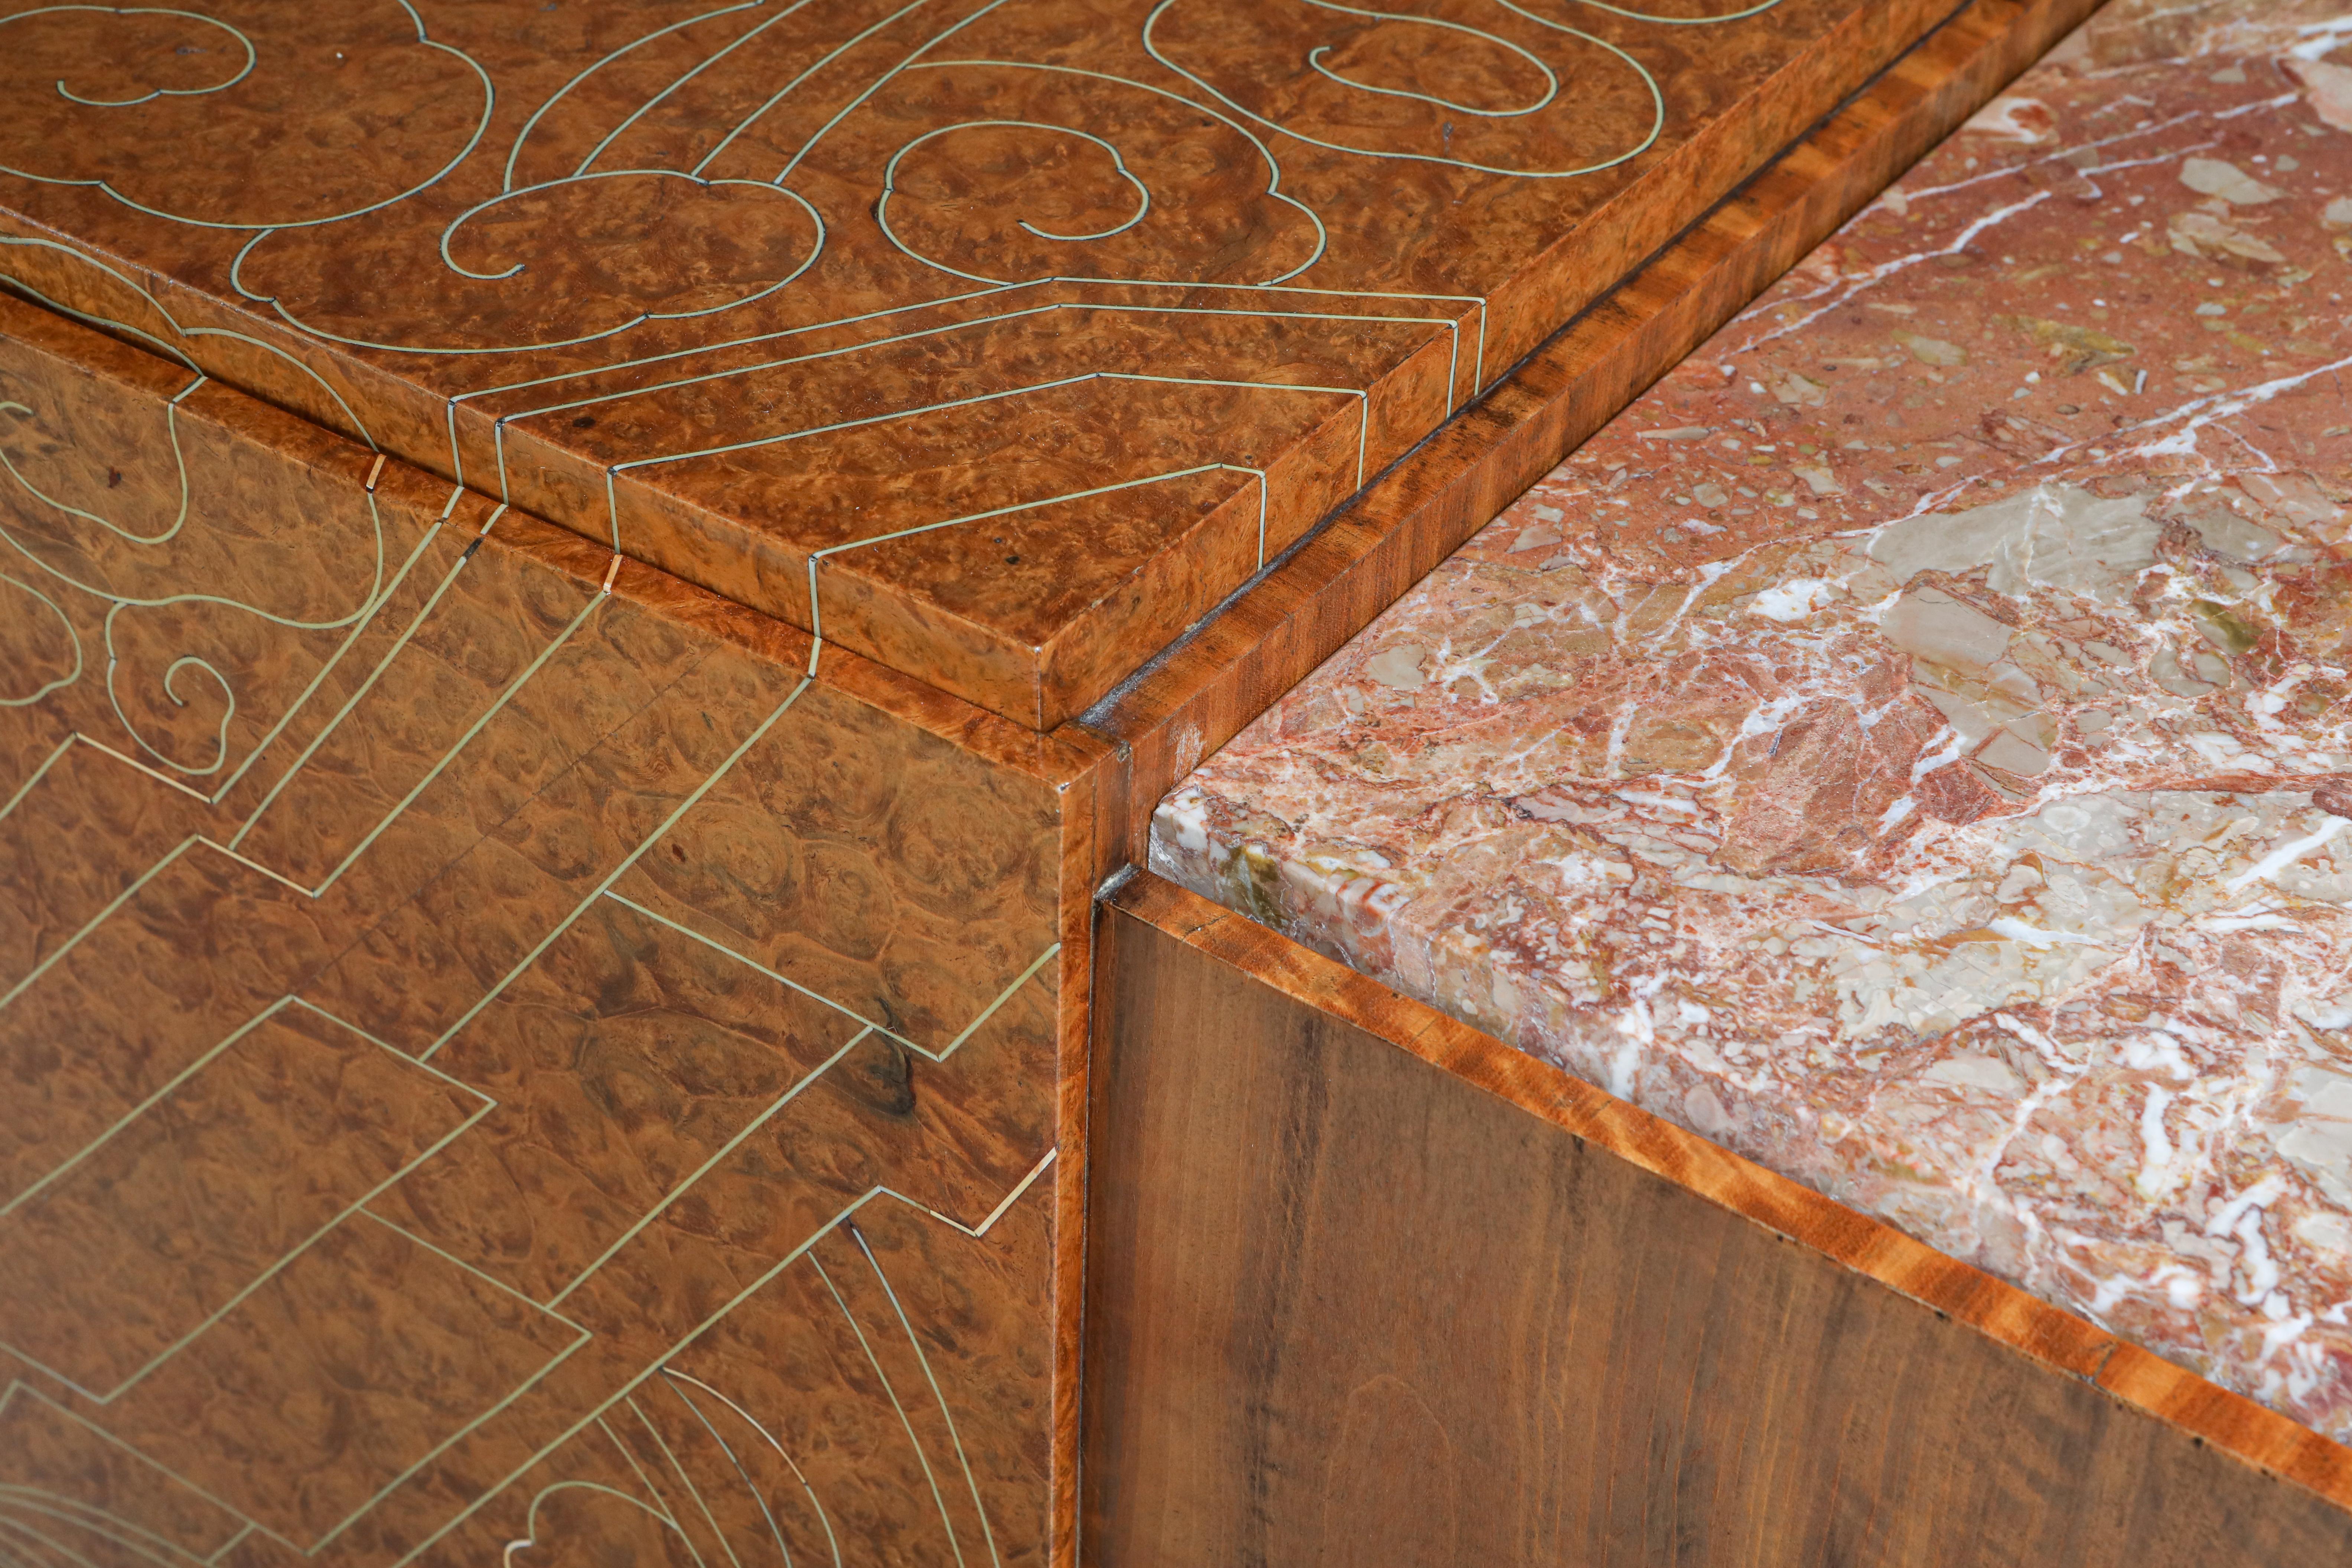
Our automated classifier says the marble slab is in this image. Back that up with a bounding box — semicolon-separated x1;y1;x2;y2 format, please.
1156;0;2352;1441
0;0;1962;726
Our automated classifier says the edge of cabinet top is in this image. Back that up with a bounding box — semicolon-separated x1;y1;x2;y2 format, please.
0;0;1965;729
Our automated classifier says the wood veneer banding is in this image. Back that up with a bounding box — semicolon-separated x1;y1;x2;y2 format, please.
1086;871;2352;1564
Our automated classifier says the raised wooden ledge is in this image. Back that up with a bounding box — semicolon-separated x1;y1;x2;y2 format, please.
1068;0;2108;870
1085;871;2352;1564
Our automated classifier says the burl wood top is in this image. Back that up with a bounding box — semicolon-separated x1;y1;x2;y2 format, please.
0;0;1957;727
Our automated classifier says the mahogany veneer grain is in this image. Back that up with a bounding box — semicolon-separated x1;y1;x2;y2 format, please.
1087;871;2352;1565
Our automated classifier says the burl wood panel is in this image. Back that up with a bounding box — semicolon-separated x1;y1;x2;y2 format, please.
0;286;1109;1568
0;0;1967;727
1087;871;2352;1565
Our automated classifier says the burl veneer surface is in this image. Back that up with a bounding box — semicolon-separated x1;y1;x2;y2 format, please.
0;0;1965;727
1156;0;2352;1441
0;287;1082;1567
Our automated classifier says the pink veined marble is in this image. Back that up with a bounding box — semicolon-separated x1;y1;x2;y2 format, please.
1153;0;2352;1441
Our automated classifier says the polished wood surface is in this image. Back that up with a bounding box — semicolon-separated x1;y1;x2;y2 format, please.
1086;871;2352;1565
0;290;1100;1568
0;0;1965;727
1078;0;2106;854
0;4;2139;1563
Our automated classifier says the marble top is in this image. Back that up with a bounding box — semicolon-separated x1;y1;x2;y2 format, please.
0;0;1938;728
1155;0;2352;1440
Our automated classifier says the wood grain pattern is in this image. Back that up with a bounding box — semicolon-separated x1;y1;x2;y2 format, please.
0;0;1967;727
0;5;2144;1563
0;998;487;1398
1076;0;2105;859
1088;870;2352;1564
0;290;1082;1568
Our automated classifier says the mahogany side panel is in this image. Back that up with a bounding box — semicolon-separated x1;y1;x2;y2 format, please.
1084;873;2352;1565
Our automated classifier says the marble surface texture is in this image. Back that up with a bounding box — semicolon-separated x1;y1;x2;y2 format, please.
1156;0;2352;1441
